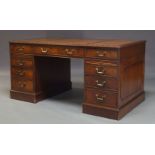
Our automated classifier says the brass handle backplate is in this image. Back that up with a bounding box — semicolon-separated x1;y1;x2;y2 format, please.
96;67;105;75
67;51;73;55
96;94;106;101
18;63;24;66
96;80;106;87
65;48;74;55
18;81;26;88
16;70;25;76
41;48;48;54
16;47;24;52
96;51;107;57
17;61;24;66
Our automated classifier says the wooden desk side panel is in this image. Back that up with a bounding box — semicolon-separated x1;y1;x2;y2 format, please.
119;42;145;107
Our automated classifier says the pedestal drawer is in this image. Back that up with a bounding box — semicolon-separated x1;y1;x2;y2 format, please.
63;47;84;58
85;48;118;59
85;88;118;108
32;46;61;56
12;68;33;80
10;44;32;55
85;76;118;91
85;62;118;77
11;58;33;68
12;79;34;92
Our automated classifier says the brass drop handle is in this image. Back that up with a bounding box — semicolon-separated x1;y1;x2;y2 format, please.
41;48;48;54
18;82;26;88
17;61;24;66
16;47;24;52
67;51;73;55
65;49;73;55
96;67;105;74
96;51;107;57
16;70;25;76
96;94;106;101
96;80;106;87
20;83;26;88
18;63;24;66
19;72;25;76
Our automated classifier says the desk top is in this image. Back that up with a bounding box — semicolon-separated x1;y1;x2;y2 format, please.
10;38;145;48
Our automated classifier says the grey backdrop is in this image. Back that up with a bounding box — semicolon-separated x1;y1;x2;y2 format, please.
0;30;154;79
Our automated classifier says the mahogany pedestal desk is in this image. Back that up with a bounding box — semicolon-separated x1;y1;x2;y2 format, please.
9;38;146;120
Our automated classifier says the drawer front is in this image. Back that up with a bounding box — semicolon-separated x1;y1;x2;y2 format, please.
32;46;84;58
32;46;62;56
85;62;118;77
85;89;118;108
12;68;33;79
11;58;33;68
10;44;32;55
12;79;33;92
85;76;118;91
63;47;84;57
85;48;118;59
